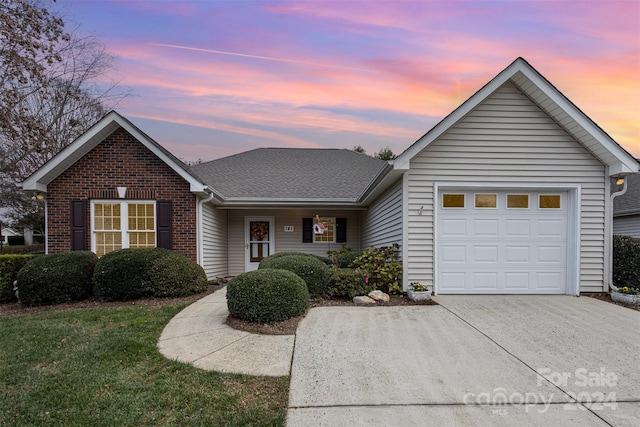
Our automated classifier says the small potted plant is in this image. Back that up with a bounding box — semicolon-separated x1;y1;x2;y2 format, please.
407;281;432;302
610;285;640;306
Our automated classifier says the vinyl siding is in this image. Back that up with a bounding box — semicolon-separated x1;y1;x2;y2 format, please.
613;215;640;238
405;81;606;292
362;178;403;253
227;209;362;277
201;202;228;279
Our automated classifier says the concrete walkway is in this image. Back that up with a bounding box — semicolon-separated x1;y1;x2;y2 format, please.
158;287;294;376
159;290;640;426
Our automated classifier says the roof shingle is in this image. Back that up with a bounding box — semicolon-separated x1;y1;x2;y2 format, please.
191;148;388;200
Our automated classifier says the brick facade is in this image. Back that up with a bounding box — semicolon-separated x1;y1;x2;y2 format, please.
46;127;198;261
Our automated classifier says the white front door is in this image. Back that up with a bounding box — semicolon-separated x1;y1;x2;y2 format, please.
437;190;569;294
245;217;274;271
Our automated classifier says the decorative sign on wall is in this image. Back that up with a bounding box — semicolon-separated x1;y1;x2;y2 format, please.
284;225;294;232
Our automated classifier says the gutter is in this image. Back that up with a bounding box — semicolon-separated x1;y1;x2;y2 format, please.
609;177;629;291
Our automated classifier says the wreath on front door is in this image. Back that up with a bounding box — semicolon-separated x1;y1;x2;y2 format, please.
250;222;268;240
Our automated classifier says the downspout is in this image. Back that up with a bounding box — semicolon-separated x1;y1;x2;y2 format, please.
197;191;215;268
609;177;628;291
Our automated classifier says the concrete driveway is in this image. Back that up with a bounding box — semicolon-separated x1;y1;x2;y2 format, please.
287;296;640;426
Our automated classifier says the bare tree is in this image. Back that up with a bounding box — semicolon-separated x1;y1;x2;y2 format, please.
374;147;396;161
0;0;127;233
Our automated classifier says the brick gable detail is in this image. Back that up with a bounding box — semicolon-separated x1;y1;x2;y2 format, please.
46;127;197;260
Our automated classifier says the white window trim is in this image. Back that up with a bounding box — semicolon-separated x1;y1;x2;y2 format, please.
313;216;336;244
90;200;156;254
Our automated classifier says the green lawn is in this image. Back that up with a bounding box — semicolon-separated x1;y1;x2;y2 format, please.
0;303;288;426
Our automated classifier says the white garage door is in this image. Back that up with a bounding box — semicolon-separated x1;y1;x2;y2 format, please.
437;190;568;294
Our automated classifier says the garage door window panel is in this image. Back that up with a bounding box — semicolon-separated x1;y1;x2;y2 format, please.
539;195;561;209
507;194;529;209
443;194;465;208
474;194;497;209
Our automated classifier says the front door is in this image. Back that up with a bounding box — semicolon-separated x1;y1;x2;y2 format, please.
245;217;274;271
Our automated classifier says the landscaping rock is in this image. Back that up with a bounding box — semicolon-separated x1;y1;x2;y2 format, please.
368;290;390;302
353;296;376;304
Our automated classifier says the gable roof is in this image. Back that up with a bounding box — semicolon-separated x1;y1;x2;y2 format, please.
614;170;640;216
191;148;390;205
22;111;210;195
393;57;639;176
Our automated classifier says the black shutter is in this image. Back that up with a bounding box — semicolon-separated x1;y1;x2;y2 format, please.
336;217;347;243
302;217;313;243
156;201;172;249
71;200;87;251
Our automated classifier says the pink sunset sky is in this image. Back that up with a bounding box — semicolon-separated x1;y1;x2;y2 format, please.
63;0;640;161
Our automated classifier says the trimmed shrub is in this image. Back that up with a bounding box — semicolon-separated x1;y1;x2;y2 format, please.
227;269;309;323
260;251;333;266
0;243;44;255
93;248;173;301
613;235;640;290
147;253;208;297
327;268;373;299
0;254;38;303
16;251;97;306
259;254;331;298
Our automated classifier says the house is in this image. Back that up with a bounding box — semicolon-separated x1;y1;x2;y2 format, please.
0;227;22;245
613;170;640;238
22;57;639;295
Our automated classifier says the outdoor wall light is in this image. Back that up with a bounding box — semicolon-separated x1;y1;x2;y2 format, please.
31;192;46;201
616;177;625;186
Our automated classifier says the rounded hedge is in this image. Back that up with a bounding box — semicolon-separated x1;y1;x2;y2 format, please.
147;253;208;297
260;251;333;266
327;268;373;299
259;254;331;298
16;251;97;306
0;254;39;303
93;248;171;301
226;269;309;323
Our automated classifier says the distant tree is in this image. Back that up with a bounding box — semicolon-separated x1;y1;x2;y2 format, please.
352;145;366;154
374;147;396;161
0;0;127;233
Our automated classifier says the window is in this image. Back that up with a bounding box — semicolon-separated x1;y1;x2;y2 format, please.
314;217;335;243
92;201;156;257
539;195;561;209
475;194;497;208
443;194;465;208
507;194;529;209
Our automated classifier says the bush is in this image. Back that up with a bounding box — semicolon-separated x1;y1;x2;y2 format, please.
259;254;331;298
0;254;39;303
226;269;309;323
16;251;97;306
93;248;173;301
261;251;334;266
0;243;45;255
613;235;640;290
327;244;359;268
93;248;207;301
327;268;372;299
353;243;403;293
147;253;208;297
